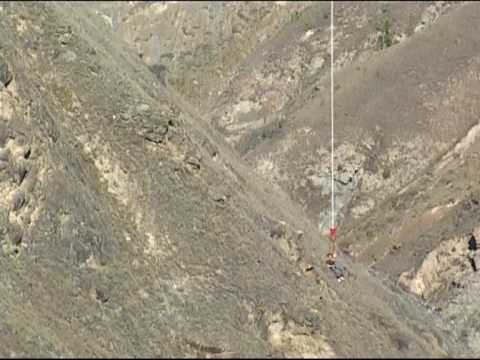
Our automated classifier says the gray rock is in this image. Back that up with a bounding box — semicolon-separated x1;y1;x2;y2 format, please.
142;125;168;143
0;56;12;88
95;288;110;303
270;221;286;239
11;191;26;212
14;162;28;185
186;156;201;170
0;148;9;161
8;224;22;246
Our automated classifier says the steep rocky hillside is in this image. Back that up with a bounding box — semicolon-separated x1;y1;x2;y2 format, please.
0;1;470;358
90;1;312;109
91;0;480;356
206;0;465;233
97;1;465;233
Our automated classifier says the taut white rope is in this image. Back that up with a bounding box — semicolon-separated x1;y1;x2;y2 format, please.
330;0;335;231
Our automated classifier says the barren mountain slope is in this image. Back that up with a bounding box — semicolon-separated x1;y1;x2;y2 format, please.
90;1;480;356
89;1;313;109
98;0;464;227
211;3;480;347
91;2;470;233
207;1;467;234
0;1;468;358
341;69;480;354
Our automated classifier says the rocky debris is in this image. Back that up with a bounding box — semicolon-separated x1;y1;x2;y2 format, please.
205;351;236;359
267;312;335;358
208;187;228;204
414;2;453;33
184;338;226;358
185;155;201;170
141;125;169;144
398;231;480;300
0;56;12;88
267;219;303;264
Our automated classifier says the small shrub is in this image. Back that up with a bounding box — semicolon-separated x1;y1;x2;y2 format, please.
376;19;393;50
